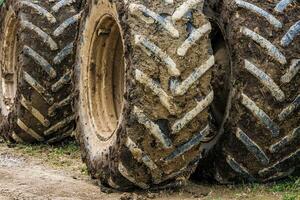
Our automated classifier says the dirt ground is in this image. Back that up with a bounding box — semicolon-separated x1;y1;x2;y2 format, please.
0;140;298;200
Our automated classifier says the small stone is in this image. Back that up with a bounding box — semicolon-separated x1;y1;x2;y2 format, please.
146;193;156;199
120;193;133;200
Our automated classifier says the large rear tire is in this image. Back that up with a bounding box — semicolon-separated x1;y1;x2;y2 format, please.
210;0;300;183
75;0;218;190
0;0;81;143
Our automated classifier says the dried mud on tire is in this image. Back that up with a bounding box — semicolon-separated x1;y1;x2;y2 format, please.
211;0;300;183
75;0;219;190
0;0;81;143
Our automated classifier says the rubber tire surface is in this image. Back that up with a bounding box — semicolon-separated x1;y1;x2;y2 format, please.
211;0;300;183
0;0;81;143
75;0;217;190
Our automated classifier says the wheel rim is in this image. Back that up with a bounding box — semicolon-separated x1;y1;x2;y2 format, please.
86;14;125;141
0;8;18;117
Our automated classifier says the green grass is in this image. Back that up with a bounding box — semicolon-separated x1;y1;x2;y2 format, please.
271;177;299;193
7;141;85;172
270;177;300;200
14;141;80;157
282;194;298;200
209;177;300;200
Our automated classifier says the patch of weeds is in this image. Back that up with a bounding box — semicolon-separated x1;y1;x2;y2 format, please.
270;177;300;200
11;141;82;169
47;141;80;158
282;193;298;200
14;141;80;157
270;177;299;193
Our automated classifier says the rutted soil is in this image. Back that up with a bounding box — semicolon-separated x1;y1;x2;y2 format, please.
0;142;289;200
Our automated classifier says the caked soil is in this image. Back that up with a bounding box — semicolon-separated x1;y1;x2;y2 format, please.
0;142;284;200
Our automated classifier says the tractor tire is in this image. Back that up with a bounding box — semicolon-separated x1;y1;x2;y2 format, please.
75;0;218;190
210;0;300;183
0;0;81;143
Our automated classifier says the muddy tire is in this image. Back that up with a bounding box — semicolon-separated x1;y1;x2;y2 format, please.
210;0;300;183
0;0;81;143
75;0;217;190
